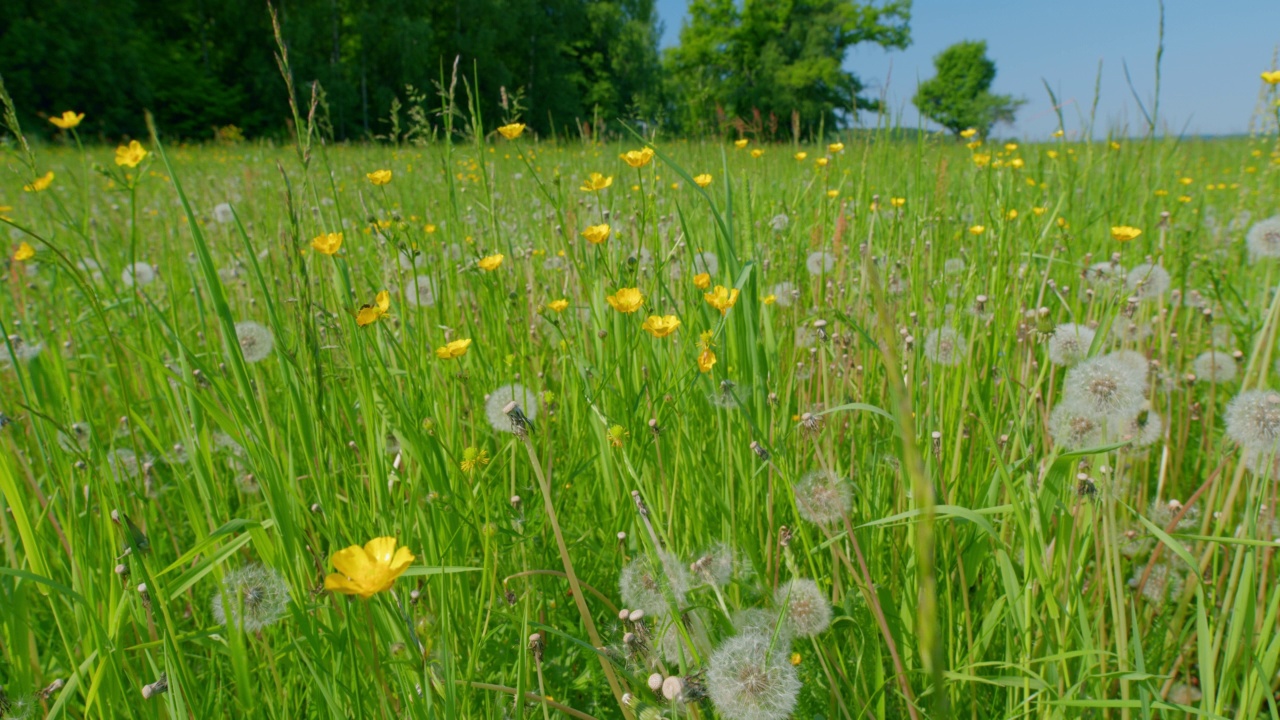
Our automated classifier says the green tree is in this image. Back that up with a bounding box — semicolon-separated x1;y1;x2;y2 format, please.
664;0;910;137
912;39;1022;138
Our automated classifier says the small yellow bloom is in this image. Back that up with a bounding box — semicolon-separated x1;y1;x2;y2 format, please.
1056;217;1070;229
620;147;655;168
1005;209;1019;220
1261;70;1280;84
355;290;391;326
960;128;977;139
115;140;148;168
697;348;717;373
815;157;829;167
477;254;504;271
425;223;437;233
890;197;905;207
460;446;490;472
1008;157;1024;169
762;294;777;305
49;111;84;129
1047;150;1059;159
694;173;712;188
1032;206;1047;216
826;189;839;198
547;299;570;313
24;171;54;193
13;242;35;261
323;537;415;598
972;154;991;168
1052;129;1065;138
968;225;985;235
828;142;844;153
1178;177;1193;185
1003;143;1018;152
497;123;525;139
1111;225;1142;242
734;139;749;149
366;169;392;185
1109;141;1121;151
703;285;740;314
750;149;764;158
794;151;808;161
693;272;711;290
580;172;613;192
966;140;983;150
581;224;611;244
790;652;802;666
1177;195;1192;203
435;338;472;359
641;314;681;338
606;287;644;313
311;232;343;255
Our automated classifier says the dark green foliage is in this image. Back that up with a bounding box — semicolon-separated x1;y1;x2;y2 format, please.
664;0;910;137
912;39;1022;138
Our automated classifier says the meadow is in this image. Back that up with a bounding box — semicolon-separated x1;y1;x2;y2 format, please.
3;77;1280;720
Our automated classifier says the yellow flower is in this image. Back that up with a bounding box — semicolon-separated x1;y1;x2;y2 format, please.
323;537;415;599
968;225;985;235
694;173;712;188
703;285;740;314
734;139;749;149
1052;129;1065;138
435;338;472;359
425;223;438;234
1003;143;1018;152
580;173;614;192
642;314;681;338
460;446;490;472
367;169;392;185
581;224;611;244
762;294;777;305
828;142;844;153
1009;157;1024;169
1047;150;1059;159
1111;225;1142;242
477;254;504;271
966;140;983;150
23;171;54;193
794;152;808;161
49;111;84;129
547;299;570;313
815;157;829;167
890;197;906;207
606;287;644;313
1178;177;1193;185
497;123;525;139
620;147;654;168
1263;71;1280;85
13;242;35;261
1056;217;1070;229
790;652;802;666
750;149;765;158
693;272;711;289
972;154;991;168
1109;141;1121;151
311;232;343;255
826;189;839;198
356;290;391;326
960;128;977;139
115;140;148;168
697;348;717;373
1177;195;1192;203
1032;206;1047;216
1005;209;1019;220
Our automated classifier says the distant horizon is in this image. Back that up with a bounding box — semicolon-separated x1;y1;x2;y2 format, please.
654;0;1280;140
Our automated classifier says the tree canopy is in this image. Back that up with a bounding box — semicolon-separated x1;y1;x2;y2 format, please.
912;39;1022;138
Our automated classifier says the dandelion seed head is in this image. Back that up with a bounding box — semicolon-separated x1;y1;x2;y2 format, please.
404;274;438;307
1048;323;1096;366
1048;400;1104;450
484;384;538;434
769;282;797;307
618;550;690;616
923;326;966;367
690;542;739;587
943;257;966;275
706;633;801;720
732;608;793;649
769;213;790;233
213;203;235;224
793;470;851;525
1131;562;1183;604
1125;263;1170;300
774;578;831;637
1085;261;1126;286
1246;215;1280;259
1192;350;1236;384
122;262;157;287
1225;390;1280;448
692;252;719;276
805;251;835;275
211;564;290;632
1062;352;1147;420
234;321;275;363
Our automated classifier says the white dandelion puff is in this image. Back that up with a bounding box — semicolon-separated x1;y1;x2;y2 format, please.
770;282;797;307
484;384;539;433
805;251;835;275
692;251;720;276
1048;323;1096;366
1048;400;1105;450
706;633;801;720
732;608;793;649
769;213;790;233
1246;215;1280;259
923;326;967;367
793;470;851;525
1192;350;1236;384
212;203;235;224
122;262;157;287
1225;390;1280;448
211;564;290;632
234;321;275;363
774;578;831;637
1062;352;1147;420
404;274;438;307
618;550;690;616
1125;263;1170;301
943;257;966;275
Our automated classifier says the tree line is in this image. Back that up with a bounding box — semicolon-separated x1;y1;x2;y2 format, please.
0;0;1019;141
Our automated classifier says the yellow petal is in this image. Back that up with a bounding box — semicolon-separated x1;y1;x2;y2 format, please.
324;573;364;595
364;537;399;565
331;544;376;580
389;546;416;574
376;291;390;312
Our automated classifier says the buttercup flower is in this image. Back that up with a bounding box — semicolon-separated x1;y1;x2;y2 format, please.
794;152;808;161
960;128;977;139
356;291;390;326
366;169;392;185
311;232;343;255
115;140;148;168
606;287;644;313
693;272;711;289
49;111;84;129
698;348;717;373
477;254;504;271
694;173;712;188
435;338;472;359
13;242;35;261
24;171;54;193
497;123;525;139
734;139;749;148
828;142;844;153
1263;71;1280;85
968;225;985;235
704;285;739;314
620;148;654;168
547;299;569;313
581;224;610;244
580;173;613;192
642;315;681;338
324;537;414;598
751;149;765;158
1111;225;1142;242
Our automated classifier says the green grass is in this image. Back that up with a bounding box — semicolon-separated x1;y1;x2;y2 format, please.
2;93;1280;720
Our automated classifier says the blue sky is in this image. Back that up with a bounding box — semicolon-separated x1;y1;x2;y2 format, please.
654;0;1280;139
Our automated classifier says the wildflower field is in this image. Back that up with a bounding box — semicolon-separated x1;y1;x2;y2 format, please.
4;77;1280;720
